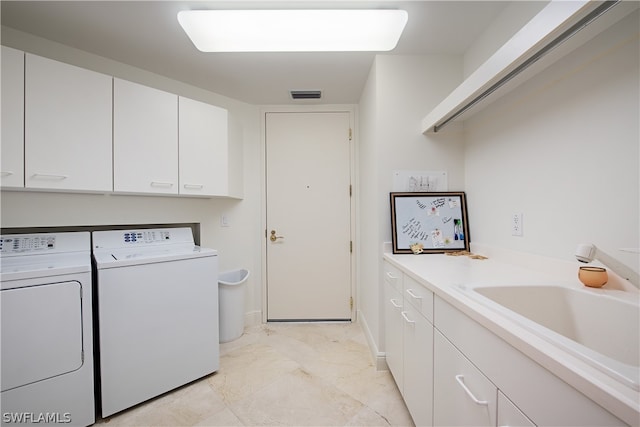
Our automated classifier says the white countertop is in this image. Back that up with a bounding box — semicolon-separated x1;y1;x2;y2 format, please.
383;246;640;426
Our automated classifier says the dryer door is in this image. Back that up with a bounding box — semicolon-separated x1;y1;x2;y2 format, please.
1;281;83;392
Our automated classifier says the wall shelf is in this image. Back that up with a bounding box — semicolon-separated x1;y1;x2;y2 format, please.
422;0;637;134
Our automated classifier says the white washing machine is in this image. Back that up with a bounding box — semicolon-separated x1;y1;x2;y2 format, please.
92;227;219;418
0;232;95;426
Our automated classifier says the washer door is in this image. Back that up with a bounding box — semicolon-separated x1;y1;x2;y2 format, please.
1;281;84;392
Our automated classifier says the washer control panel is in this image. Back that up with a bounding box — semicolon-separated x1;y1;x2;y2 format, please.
93;228;195;250
0;235;56;253
123;230;172;244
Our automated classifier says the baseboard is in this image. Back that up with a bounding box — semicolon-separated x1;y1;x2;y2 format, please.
244;310;262;328
357;309;388;371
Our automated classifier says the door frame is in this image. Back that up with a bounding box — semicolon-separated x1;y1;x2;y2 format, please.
260;105;358;323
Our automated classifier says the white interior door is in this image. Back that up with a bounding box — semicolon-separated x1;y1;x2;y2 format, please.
266;111;352;320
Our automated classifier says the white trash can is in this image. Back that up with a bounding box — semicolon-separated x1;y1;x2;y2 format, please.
218;269;250;343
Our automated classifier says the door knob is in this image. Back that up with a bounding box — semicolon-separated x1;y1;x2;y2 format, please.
270;230;284;242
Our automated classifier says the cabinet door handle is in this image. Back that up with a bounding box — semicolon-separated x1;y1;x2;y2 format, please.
401;311;415;324
386;272;398;280
150;181;174;187
455;375;488;406
406;289;423;300
1;171;14;177
31;173;68;180
390;299;401;309
183;183;204;189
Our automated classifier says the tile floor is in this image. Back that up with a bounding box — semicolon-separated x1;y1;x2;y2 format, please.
97;322;414;426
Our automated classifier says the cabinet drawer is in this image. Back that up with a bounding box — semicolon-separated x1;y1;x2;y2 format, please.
383;262;403;293
434;329;497;426
403;274;433;323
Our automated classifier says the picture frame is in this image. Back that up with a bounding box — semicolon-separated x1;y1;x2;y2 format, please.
390;192;470;254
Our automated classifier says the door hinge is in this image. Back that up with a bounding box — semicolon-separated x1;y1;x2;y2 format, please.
350;241;353;253
349;184;352;197
350;296;353;310
348;128;352;141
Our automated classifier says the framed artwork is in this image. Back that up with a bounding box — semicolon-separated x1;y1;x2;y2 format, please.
390;192;470;254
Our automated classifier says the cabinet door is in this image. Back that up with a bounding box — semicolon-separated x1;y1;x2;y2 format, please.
25;54;112;191
113;78;178;194
178;97;228;196
384;282;404;393
1;46;24;188
434;330;497;426
402;303;433;427
404;274;433;322
498;391;536;427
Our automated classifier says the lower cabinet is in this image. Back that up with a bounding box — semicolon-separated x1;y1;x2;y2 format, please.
384;262;434;426
434;329;497;426
383;260;626;427
434;295;625;426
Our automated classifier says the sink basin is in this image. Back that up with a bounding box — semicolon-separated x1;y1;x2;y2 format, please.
465;284;640;390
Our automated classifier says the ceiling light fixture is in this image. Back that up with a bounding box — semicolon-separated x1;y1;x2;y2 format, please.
177;9;408;52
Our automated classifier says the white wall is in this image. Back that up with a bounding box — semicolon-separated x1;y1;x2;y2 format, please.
358;54;465;361
463;10;639;274
0;27;264;325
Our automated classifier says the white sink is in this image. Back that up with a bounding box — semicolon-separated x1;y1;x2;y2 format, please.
463;284;640;390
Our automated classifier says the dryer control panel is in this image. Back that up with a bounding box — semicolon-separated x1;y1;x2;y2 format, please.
0;235;56;253
0;232;90;256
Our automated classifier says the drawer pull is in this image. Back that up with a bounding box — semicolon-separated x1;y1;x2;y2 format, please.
455;375;488;406
1;171;14;177
183;183;204;189
386;272;398;280
150;181;174;187
390;299;402;309
31;173;68;180
401;311;415;324
406;289;423;299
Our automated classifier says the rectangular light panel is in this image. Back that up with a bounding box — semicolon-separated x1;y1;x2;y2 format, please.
177;9;408;52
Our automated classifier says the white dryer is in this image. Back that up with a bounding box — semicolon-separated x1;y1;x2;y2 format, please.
92;227;219;418
0;232;95;426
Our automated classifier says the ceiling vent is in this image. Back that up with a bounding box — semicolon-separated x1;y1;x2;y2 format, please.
291;90;322;100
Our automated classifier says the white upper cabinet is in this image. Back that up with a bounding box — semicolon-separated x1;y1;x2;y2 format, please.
178;97;228;197
113;78;178;194
25;54;112;191
5;51;237;198
1;46;24;188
